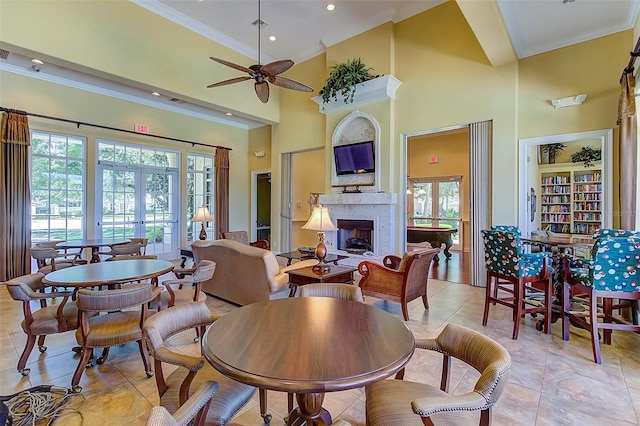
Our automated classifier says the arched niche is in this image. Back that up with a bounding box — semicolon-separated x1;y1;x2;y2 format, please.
331;111;380;192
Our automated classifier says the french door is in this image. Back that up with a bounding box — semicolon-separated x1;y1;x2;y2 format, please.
97;164;179;258
409;176;462;250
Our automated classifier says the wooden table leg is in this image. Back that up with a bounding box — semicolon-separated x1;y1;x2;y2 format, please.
90;246;101;263
287;393;331;426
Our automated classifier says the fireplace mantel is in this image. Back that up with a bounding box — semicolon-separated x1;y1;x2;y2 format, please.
319;192;397;256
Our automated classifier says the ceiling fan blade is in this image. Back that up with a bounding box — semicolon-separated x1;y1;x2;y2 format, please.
269;76;314;92
261;59;294;76
209;57;253;74
255;81;270;103
207;76;252;88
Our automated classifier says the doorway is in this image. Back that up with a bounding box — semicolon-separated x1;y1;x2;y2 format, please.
517;129;613;235
96;164;179;258
251;170;271;243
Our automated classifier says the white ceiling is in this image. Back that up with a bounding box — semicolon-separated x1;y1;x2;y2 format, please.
2;0;638;129
141;0;640;64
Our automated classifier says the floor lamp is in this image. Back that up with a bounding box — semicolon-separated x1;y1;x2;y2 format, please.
301;205;337;273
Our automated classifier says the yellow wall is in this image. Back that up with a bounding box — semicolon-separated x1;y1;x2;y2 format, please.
518;31;631;224
0;70;250;246
408;129;470;250
291;149;326;250
0;0;280;123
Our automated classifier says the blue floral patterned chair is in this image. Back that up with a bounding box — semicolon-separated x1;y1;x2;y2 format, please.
561;230;640;363
481;229;553;339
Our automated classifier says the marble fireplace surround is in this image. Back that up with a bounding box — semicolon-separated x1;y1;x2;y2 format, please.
319;192;397;262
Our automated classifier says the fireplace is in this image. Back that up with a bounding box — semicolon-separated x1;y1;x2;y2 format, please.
337;219;373;253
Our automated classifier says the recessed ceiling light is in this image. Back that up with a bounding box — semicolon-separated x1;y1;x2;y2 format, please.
151;92;160;96
31;59;44;65
269;35;276;42
326;4;335;11
226;112;233;116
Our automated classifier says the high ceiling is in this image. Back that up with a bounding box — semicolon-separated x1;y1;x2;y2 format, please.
142;0;639;63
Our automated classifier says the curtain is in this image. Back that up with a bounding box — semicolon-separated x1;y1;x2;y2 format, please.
215;148;229;239
0;111;32;281
617;70;637;230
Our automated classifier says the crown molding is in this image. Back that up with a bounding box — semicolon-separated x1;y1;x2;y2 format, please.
312;75;402;115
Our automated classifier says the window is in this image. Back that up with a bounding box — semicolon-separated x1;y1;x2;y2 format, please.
186;153;214;242
30;131;85;242
97;140;179;256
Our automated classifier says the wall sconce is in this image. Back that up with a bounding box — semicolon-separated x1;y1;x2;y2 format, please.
551;94;587;108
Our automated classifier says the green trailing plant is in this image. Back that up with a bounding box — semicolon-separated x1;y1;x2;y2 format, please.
319;58;381;106
571;146;601;167
541;143;566;164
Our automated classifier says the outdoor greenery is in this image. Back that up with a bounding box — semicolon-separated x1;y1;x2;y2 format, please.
319;58;381;106
571;146;602;167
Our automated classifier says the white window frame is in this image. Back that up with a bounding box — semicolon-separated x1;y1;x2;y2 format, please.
30;130;86;243
186;153;215;242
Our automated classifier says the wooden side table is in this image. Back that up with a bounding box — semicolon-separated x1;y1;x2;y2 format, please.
286;265;357;296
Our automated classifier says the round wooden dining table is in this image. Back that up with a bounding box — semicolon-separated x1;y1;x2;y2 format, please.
202;297;415;426
42;259;174;287
56;238;131;263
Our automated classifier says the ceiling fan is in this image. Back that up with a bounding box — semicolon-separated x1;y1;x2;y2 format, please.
207;0;313;103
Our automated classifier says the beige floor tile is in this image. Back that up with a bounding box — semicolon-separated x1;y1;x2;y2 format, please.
1;279;639;425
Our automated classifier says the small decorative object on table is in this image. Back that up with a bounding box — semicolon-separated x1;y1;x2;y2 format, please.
297;247;316;255
301;205;337;273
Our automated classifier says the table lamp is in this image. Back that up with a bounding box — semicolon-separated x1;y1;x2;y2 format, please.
192;205;213;240
301;205;337;273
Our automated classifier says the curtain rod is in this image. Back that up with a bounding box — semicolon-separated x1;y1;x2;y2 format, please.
0;107;232;151
620;35;640;83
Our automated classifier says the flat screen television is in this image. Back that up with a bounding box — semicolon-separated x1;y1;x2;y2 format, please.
333;141;375;176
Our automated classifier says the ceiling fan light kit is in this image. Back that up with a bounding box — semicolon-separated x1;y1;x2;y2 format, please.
207;0;313;103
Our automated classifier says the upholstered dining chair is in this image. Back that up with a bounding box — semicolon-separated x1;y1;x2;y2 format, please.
71;283;162;392
298;282;364;301
30;241;86;274
159;260;215;342
221;230;270;250
146;381;218;426
142;302;260;425
358;247;440;321
561;231;640;364
5;272;79;376
365;323;511;426
481;229;553;339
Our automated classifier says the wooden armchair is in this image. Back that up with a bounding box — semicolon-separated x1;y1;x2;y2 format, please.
221;231;270;250
5;272;79;376
358;248;440;321
365;323;511;426
30;241;86;273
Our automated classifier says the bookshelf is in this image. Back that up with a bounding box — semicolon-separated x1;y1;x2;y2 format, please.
540;171;571;233
572;169;602;235
539;165;602;235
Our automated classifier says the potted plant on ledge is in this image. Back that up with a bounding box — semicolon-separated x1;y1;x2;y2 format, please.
571;146;602;167
319;58;381;107
541;143;566;164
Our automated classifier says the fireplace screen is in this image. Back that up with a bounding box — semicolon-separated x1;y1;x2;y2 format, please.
337;219;373;253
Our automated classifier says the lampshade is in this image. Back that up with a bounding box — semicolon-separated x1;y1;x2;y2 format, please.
301;206;337;232
192;206;213;223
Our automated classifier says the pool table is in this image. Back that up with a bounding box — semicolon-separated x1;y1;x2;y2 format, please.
407;226;458;261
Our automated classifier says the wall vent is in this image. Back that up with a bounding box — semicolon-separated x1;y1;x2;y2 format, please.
170;98;186;104
0;49;10;60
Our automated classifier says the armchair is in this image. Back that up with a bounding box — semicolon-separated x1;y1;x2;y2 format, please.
562;231;640;363
481;229;553;339
142;302;260;425
365;323;511;426
71;283;162;392
30;241;86;273
5;272;78;376
358;248;440;321
221;231;270;250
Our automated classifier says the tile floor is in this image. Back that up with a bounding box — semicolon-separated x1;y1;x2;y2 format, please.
1;276;639;426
